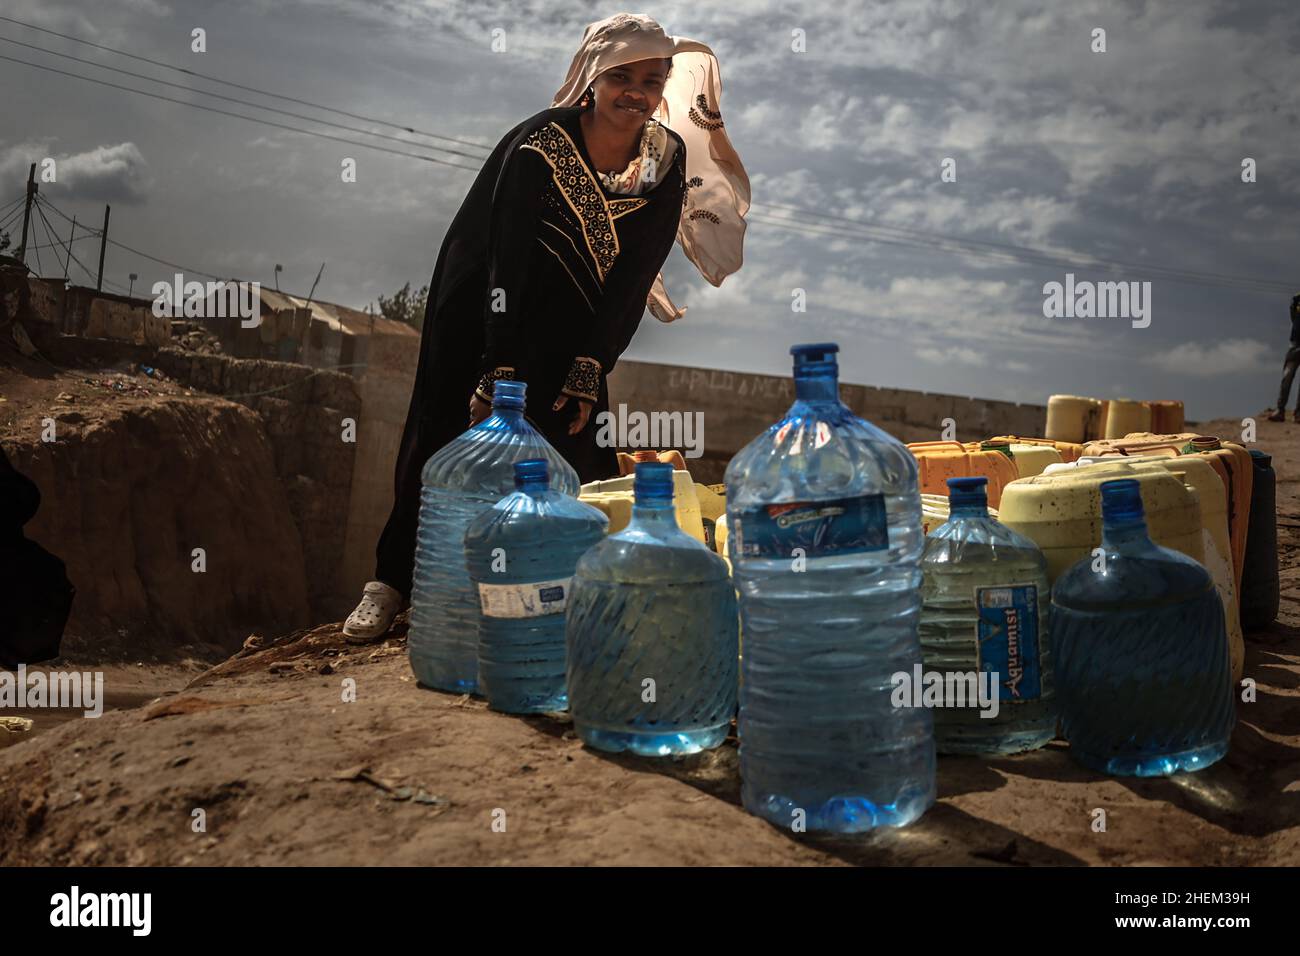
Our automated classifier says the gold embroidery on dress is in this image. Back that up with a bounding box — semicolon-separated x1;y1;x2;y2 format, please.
562;357;603;402
608;197;648;220
520;122;642;283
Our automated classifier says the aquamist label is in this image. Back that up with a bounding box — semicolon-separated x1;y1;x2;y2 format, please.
975;584;1042;701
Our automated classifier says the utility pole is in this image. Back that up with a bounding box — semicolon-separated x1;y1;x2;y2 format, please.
16;163;36;264
63;216;76;280
96;204;110;292
305;261;325;305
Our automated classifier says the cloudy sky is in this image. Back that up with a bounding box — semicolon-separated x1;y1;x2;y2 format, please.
2;0;1297;420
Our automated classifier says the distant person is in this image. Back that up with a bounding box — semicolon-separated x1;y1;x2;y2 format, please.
1268;293;1300;422
343;14;750;640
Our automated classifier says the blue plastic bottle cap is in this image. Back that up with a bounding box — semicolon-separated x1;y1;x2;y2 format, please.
492;380;527;408
513;458;548;486
1249;449;1271;466
946;475;988;509
633;461;674;502
790;342;839;363
1099;478;1145;524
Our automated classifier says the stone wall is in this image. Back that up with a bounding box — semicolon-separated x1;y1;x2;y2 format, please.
608;360;1048;483
63;287;169;347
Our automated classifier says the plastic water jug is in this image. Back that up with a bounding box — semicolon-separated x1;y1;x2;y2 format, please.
566;462;738;755
463;459;607;713
408;381;578;693
920;477;1057;754
1051;479;1234;776
726;343;934;833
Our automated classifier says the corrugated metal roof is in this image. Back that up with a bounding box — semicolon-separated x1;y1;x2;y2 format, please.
253;290;417;339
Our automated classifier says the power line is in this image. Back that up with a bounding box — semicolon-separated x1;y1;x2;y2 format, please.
3;18;1287;302
0;52;485;172
38;196;227;283
0;194;26;221
0;34;491;163
31;198;130;293
16;235;96;253
33;198;67;277
0;196;28;232
754;202;1294;295
0;13;492;152
748;211;1293;296
748;211;1289;297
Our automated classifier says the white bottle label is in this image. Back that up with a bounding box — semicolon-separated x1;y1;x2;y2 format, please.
477;577;572;619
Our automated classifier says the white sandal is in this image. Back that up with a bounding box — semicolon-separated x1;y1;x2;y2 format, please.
343;581;403;643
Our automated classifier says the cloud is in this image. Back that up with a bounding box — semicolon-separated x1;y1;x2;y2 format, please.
57;143;152;201
1148;338;1273;376
916;345;988;367
0;141;151;203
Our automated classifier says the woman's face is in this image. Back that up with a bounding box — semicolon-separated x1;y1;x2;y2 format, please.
590;57;671;131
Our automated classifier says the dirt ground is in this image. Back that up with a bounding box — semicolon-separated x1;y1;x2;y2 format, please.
1;415;1298;866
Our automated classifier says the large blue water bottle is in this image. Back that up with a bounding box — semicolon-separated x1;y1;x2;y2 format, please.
409;381;578;693
1052;478;1234;776
463;458;608;713
725;343;934;833
565;462;738;756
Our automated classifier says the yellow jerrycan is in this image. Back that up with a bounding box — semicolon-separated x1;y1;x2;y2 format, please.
579;470;707;544
972;439;1061;479
1080;433;1253;594
1148;400;1185;434
998;462;1204;583
1046;395;1104;443
988;434;1084;464
1005;442;1062;478
907;440;1020;508
1103;398;1153;439
1046;456;1243;682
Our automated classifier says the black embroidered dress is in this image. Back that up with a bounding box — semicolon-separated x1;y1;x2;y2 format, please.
375;104;687;598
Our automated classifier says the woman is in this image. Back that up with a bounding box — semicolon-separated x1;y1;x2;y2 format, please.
344;14;750;640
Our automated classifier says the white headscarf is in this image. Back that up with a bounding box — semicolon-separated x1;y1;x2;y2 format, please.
551;13;750;322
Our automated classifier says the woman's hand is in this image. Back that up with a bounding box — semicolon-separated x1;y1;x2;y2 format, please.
553;394;594;436
468;394;492;427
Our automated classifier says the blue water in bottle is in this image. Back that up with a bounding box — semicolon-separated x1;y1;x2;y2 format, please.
409;381;579;693
1051;478;1234;776
726;343;934;833
463;459;608;713
566;462;738;756
920;476;1057;754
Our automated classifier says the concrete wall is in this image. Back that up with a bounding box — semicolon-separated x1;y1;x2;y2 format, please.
335;323;419;599
63;286;170;347
607;360;1048;483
